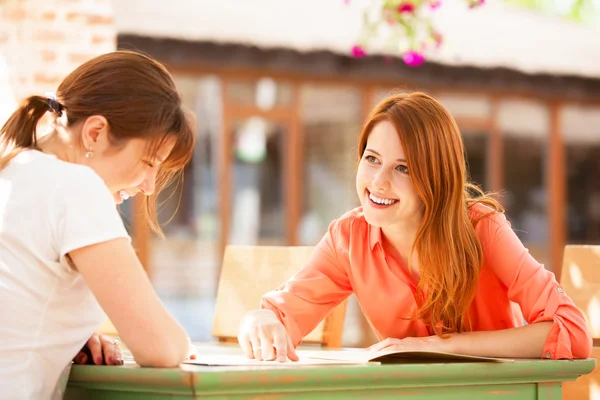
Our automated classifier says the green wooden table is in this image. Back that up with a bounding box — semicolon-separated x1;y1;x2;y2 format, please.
64;343;596;399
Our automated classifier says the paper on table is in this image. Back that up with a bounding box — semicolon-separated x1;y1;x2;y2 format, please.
183;350;512;367
297;349;513;363
184;354;374;367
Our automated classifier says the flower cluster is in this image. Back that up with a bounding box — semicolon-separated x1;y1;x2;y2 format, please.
349;0;485;67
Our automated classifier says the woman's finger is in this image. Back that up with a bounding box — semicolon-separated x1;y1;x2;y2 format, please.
258;328;275;361
87;334;104;365
114;340;123;365
249;331;263;361
73;350;88;364
100;335;118;365
286;332;299;361
238;331;254;359
272;328;288;362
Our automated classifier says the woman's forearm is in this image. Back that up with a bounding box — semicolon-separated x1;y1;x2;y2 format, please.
447;321;553;358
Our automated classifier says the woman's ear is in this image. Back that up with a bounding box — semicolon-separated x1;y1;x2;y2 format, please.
81;115;110;153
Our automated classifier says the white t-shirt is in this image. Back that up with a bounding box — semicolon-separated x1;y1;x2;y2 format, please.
0;150;130;399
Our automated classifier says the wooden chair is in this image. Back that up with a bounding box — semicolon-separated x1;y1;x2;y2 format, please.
211;245;348;348
559;245;600;400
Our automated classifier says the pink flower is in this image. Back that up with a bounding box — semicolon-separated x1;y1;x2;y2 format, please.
403;50;425;67
468;0;485;8
428;0;442;10
344;0;350;4
351;45;366;58
397;2;415;14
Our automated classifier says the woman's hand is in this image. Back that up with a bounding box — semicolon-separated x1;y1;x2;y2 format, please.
238;309;299;362
368;334;454;353
73;333;123;365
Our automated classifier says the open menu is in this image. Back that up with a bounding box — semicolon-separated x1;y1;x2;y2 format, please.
183;349;513;367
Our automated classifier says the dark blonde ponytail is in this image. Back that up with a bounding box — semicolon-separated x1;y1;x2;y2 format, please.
0;95;63;170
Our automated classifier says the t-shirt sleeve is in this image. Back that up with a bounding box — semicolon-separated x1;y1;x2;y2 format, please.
50;166;131;271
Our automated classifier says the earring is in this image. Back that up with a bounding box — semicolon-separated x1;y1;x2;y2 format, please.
85;147;93;159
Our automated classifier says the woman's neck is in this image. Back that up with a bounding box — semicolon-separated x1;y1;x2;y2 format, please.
380;218;422;278
37;127;81;165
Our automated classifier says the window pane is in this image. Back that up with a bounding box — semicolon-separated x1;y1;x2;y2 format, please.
227;78;293;109
438;93;491;119
500;100;550;269
563;105;600;244
299;85;362;245
149;74;221;341
229;117;286;245
462;131;488;191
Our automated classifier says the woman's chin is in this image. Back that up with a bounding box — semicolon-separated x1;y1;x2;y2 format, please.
363;209;385;228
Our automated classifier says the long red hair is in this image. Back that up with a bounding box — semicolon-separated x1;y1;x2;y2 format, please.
358;91;504;333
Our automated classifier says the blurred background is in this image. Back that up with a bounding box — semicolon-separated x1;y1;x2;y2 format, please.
0;0;599;347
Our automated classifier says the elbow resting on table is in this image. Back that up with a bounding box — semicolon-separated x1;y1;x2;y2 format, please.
131;333;189;368
571;334;593;360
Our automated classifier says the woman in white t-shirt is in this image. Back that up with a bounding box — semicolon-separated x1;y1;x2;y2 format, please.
0;50;197;399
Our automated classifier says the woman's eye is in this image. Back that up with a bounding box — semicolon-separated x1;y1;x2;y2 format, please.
365;155;378;163
396;165;409;174
145;161;155;168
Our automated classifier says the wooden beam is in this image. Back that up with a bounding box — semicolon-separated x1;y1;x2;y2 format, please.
218;79;233;268
363;86;375;122
548;101;565;275
225;104;295;122
285;83;302;245
488;97;503;194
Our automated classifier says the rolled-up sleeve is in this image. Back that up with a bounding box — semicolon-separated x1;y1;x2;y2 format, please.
260;219;353;346
484;213;592;359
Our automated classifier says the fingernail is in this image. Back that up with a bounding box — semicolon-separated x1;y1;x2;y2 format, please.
108;356;113;364
278;355;286;362
95;357;103;365
78;354;86;364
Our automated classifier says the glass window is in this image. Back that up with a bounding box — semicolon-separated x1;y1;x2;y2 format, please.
437;93;491;120
300;84;371;348
145;74;221;341
228;117;286;246
299;85;362;245
499;100;550;269
227;78;294;109
563;105;600;244
462;131;489;191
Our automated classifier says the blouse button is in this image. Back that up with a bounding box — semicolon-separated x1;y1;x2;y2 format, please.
545;352;552;359
557;287;563;293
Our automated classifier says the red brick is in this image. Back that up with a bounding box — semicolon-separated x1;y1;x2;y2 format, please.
34;73;61;85
69;53;96;64
34;30;66;42
0;32;9;45
2;7;26;21
65;12;112;25
65;12;84;22
41;11;56;21
41;50;56;62
91;34;113;45
87;14;113;25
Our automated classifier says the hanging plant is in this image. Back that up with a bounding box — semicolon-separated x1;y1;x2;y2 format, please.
349;0;485;67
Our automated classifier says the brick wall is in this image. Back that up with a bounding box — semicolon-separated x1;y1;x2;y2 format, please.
0;0;116;124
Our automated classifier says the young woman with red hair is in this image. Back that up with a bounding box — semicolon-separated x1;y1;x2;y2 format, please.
238;92;591;363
